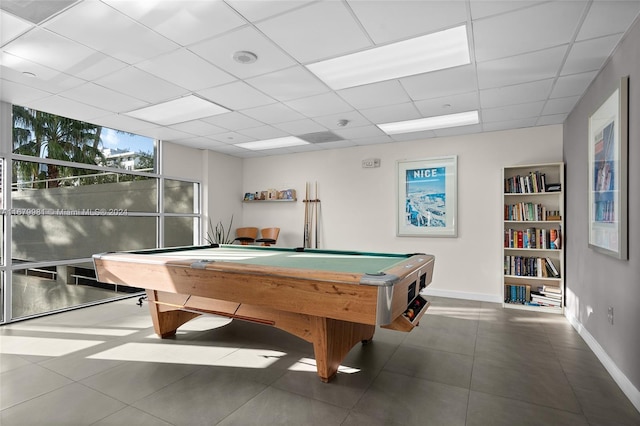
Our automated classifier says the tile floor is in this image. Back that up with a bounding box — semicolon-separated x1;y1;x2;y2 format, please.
1;296;639;425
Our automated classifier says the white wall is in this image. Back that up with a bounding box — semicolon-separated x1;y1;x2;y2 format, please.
162;142;244;242
563;15;640;410
241;125;562;301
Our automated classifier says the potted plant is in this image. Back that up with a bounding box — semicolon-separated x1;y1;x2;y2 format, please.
206;215;234;244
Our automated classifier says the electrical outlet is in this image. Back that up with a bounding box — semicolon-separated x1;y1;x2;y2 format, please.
362;158;380;168
607;306;614;325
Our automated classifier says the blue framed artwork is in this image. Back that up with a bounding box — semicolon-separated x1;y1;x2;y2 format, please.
397;155;457;237
588;76;629;260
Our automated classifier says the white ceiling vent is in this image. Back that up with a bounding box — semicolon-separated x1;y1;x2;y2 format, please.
297;131;344;144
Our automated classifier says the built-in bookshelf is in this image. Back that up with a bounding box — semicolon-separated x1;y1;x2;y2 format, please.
502;162;564;313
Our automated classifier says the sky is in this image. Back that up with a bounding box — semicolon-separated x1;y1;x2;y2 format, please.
101;128;155;154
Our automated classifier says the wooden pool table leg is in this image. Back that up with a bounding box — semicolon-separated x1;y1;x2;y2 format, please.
146;290;200;338
311;317;375;382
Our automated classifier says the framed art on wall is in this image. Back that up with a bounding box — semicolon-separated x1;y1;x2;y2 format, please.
588;76;629;260
397;155;457;237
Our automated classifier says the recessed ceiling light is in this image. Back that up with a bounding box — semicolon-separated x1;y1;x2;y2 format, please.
306;25;469;90
233;51;258;64
378;111;479;134
235;136;309;151
124;95;230;125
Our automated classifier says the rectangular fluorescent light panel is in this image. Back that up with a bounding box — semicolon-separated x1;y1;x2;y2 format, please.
235;136;309;151
306;25;470;90
378;110;479;135
124;95;230;125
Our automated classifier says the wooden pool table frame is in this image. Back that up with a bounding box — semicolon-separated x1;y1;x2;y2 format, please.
94;245;434;382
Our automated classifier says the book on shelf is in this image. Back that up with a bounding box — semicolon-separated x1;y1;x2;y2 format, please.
504;284;531;304
504;171;547;194
544;258;560;277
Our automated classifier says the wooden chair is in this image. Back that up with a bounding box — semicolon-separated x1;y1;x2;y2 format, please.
233;227;258;245
256;227;280;246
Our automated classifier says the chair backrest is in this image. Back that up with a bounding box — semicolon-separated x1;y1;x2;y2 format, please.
235;227;258;245
258;227;280;246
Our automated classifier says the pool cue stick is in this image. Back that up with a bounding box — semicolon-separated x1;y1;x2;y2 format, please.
303;182;309;247
314;181;319;248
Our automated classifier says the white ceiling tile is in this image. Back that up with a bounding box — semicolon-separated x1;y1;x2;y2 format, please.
1;9;33;44
390;130;437;142
483;117;538;132
67;52;128;81
139;126;195;141
477;46;567;89
104;0;246;46
576;1;640;41
470;1;541;20
95;67;189;104
225;0;315;22
542;96;580;116
473;1;586;62
550;71;598;98
561;34;622;76
28;95;110;122
256;1;372;63
170;120;228;137
241;103;306;123
0;0;76;24
202;112;264;131
0;78;52;105
434;123;483;138
93;113;163;133
246;66;329;101
210;132;256;144
136;49;235;92
273;119;327;135
316;140;356;150
0;53;85;94
414;92;479;117
237;125;288;140
44;1;178;64
333;125;385;140
482;101;545;123
348;0;467;44
352;135;395;146
200;81;276;110
60;82;148;112
313;110;371;130
401;65;477;100
284;92;353;118
537;114;568;126
480;79;554;108
337;80;411;110
189;26;296;79
2;27;97;73
359;102;421;124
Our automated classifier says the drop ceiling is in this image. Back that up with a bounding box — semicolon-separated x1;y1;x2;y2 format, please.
1;0;639;158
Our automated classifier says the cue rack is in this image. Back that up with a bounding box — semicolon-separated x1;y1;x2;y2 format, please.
303;181;320;248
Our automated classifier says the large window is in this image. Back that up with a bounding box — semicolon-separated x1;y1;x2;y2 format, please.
1;105;201;322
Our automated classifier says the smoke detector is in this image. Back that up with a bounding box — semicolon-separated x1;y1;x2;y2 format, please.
233;51;258;64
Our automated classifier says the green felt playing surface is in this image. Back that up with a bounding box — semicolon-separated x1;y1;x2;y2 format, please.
139;244;410;274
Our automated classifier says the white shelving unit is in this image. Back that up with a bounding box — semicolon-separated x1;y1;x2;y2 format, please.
502;162;565;314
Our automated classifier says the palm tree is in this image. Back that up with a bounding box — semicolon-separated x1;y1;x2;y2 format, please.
12;106;105;188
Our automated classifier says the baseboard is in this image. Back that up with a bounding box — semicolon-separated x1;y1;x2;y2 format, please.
422;287;502;304
565;310;640;414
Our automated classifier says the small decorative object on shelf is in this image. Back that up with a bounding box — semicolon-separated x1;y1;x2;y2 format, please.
243;188;296;202
502;162;564;314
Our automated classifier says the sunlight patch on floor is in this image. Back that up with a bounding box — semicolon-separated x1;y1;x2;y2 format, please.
287;357;360;374
88;342;278;368
0;324;138;337
0;336;104;357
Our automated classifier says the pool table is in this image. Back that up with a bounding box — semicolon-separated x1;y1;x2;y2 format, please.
93;244;435;382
